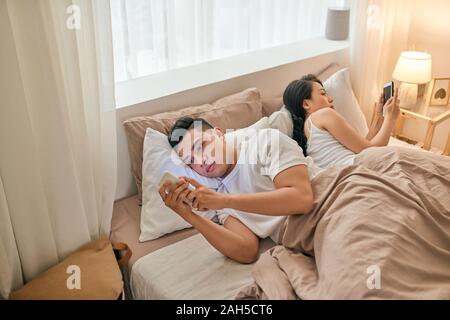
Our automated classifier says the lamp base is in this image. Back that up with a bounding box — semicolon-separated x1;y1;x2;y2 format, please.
398;83;418;109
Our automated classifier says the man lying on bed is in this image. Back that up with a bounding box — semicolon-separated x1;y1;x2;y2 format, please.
160;117;450;298
159;117;320;263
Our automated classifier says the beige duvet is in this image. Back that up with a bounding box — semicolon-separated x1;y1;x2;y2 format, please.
236;147;450;299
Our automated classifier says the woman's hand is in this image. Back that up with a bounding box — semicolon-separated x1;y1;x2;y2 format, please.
376;92;385;117
158;180;193;219
383;88;399;121
182;177;229;211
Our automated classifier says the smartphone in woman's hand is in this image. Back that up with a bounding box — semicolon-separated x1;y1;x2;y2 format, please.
383;81;394;104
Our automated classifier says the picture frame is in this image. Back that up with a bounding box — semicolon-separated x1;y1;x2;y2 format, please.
427;78;450;106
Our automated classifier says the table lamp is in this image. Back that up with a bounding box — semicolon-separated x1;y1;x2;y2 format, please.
392;51;432;109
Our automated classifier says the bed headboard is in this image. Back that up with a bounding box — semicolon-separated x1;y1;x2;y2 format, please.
115;49;350;200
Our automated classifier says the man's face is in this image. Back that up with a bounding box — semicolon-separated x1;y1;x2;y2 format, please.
175;126;232;178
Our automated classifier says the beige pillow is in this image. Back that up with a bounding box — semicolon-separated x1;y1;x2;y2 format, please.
123;88;263;201
9;238;123;300
261;96;283;117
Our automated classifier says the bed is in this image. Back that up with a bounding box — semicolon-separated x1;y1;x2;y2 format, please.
237;146;450;299
111;64;449;300
110;142;431;300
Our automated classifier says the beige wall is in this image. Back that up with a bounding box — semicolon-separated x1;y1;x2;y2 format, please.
115;49;350;200
402;0;450;150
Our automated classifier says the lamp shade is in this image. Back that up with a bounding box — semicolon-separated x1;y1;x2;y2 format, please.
392;51;432;84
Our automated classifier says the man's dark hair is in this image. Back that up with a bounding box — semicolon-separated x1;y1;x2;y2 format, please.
168;116;213;148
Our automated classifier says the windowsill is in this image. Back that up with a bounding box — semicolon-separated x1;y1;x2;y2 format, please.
115;36;349;108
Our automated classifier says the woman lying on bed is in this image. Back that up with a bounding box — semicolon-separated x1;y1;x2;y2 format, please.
283;74;400;168
159;117;319;264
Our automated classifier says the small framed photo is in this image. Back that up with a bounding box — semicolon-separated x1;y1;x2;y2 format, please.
428;78;450;106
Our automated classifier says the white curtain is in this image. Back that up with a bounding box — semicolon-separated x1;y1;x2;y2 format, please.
349;0;415;120
0;0;117;299
111;0;349;82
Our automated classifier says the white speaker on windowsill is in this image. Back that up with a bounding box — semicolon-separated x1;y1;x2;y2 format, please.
325;7;350;41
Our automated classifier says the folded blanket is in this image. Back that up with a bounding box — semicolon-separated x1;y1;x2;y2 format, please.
236;146;450;299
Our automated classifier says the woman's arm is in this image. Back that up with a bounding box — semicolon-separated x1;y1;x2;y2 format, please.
366;93;385;140
314;91;399;154
185;165;314;216
159;181;260;263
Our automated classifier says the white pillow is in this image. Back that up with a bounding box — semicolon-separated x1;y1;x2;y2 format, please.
224;117;270;146
268;107;293;138
140;118;271;241
268;68;369;137
140;128;219;241
323;68;369;136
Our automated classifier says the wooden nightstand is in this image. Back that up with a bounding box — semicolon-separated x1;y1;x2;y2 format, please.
394;103;450;156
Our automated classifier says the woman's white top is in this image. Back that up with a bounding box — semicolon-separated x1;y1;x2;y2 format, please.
306;116;355;169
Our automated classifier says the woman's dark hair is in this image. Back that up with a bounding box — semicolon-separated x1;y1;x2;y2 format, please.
168;116;213;148
283;74;323;156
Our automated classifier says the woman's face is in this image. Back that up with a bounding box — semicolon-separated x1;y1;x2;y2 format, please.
176;127;231;178
303;82;334;114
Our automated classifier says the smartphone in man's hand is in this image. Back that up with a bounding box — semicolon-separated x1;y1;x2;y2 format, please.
159;171;195;206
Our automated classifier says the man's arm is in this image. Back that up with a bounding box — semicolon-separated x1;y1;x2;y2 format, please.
159;181;260;263
186;164;314;216
188;214;260;263
226;165;313;216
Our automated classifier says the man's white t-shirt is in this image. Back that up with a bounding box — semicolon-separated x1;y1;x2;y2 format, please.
214;128;319;243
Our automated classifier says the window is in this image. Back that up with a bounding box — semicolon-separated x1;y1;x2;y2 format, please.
111;0;349;83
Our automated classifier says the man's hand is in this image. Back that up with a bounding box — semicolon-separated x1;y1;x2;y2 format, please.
158;180;193;219
183;177;228;211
